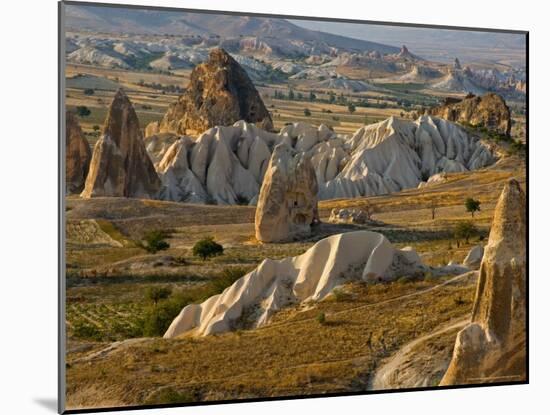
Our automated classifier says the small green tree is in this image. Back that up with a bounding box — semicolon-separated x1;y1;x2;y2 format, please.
465;198;481;217
146;286;172;305
348;102;356;114
142;230;170;253
309;91;316;102
75;106;91;117
454;221;478;245
317;312;326;325
192;237;223;260
303;108;311;117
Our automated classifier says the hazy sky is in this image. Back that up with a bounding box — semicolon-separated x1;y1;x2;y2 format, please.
291;19;526;66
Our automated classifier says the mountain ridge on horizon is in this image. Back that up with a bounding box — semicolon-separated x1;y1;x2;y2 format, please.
65;4;401;54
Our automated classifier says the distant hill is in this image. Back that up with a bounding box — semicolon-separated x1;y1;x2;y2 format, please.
65;4;400;54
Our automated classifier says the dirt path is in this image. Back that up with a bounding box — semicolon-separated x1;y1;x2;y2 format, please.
369;318;469;390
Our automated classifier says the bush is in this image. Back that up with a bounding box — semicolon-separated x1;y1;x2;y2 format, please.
192;237;223;260
142;267;250;337
83;88;95;95
145;388;193;405
235;195;249;205
75;106;91;117
332;288;351;302
317;312;326;325
142;230;170;253
303;108;311;117
454;221;478;244
146;286;172;305
454;296;466;306
510;140;526;155
142;299;183;337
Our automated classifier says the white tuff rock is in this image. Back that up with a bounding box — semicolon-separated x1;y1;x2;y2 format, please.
329;208;370;224
164;231;427;338
255;143;319;243
463;245;484;269
149;116;495;205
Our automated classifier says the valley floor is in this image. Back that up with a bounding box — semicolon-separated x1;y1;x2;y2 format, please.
64;156;525;408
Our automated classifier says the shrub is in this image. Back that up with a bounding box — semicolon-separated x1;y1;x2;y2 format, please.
192;237;223;260
348;102;356;114
92;125;100;132
146;286;172;305
145;388;193;405
235;195;249;205
454;221;478;244
317;312;326;325
510;140;526;154
332;288;350;302
142;267;249;337
75;106;91;117
142;230;170;253
397;276;413;284
303;108;311;117
142;299;184;337
454;296;466;306
83;88;95;95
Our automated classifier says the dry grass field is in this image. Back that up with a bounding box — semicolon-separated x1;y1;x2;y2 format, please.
66;272;477;409
64;148;524;408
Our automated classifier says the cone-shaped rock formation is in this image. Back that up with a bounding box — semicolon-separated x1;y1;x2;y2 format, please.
440;178;526;385
159;48;273;135
81;89;161;199
255;143;319;243
66;111;91;194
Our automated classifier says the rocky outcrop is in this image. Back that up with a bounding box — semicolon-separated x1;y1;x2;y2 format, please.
429;93;511;136
328;208;377;225
463;245;484;269
144;121;160;138
417;172;449;189
159;48;273;135
143;133;179;167
396;45;417;61
150;116;495;205
440;179;526;385
164;231;427;338
81;89;161;199
255;144;319;243
66;111;92;194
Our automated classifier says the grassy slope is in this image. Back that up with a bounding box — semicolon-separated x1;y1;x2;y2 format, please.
66;274;476;409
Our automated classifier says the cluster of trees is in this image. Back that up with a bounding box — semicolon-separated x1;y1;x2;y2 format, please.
137;79;184;94
272;89;317;102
